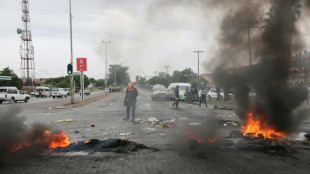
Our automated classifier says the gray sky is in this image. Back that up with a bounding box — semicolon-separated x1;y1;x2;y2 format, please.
0;0;309;80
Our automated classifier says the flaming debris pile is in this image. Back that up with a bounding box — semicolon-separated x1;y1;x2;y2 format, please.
213;0;310;138
0;106;71;159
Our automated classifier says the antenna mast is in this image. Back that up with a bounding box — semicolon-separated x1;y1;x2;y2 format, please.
17;0;35;86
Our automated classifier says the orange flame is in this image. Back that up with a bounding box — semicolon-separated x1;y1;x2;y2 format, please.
85;140;91;144
43;131;71;149
241;112;285;139
208;137;217;144
182;130;216;144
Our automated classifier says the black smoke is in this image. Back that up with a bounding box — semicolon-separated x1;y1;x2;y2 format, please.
0;106;59;159
213;0;310;134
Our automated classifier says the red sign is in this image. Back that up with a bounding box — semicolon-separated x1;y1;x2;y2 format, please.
77;58;87;71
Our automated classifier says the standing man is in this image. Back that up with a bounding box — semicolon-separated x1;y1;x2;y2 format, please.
123;82;138;122
172;85;179;107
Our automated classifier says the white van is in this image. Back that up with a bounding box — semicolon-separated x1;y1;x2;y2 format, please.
167;83;191;101
51;88;67;98
35;87;51;98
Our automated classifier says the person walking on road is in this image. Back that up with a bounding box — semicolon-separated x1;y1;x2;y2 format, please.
198;88;208;107
198;88;202;106
123;82;138;122
172;85;179;107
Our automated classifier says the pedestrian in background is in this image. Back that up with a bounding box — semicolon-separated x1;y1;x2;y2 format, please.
200;89;208;107
190;88;195;102
198;88;202;106
123;82;138;122
194;88;198;102
172;85;179;107
185;87;190;103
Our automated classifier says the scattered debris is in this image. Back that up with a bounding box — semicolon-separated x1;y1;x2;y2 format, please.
91;124;95;127
148;117;158;122
55;105;67;109
119;132;133;136
188;123;202;126
179;117;188;120
75;131;80;134
134;118;146;123
51;119;74;123
160;133;166;137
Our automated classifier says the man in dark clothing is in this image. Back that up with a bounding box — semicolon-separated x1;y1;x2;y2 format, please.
172;85;179;107
124;82;138;122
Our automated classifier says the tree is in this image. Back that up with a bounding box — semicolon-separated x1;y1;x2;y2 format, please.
0;67;23;89
95;79;106;87
107;64;130;86
45;75;90;89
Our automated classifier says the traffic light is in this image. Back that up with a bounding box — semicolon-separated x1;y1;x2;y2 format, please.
67;64;73;74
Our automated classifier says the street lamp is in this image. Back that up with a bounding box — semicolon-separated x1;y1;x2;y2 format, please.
102;41;111;80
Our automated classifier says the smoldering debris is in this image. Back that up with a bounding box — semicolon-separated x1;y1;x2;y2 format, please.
0;106;66;159
213;0;310;134
53;139;158;154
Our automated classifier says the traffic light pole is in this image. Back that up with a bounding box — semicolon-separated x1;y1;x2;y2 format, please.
69;0;74;104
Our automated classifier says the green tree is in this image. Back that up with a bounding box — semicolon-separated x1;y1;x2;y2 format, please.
95;79;106;87
190;77;208;89
0;67;23;89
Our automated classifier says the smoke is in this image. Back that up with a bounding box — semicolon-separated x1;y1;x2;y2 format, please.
0;106;59;159
212;0;310;134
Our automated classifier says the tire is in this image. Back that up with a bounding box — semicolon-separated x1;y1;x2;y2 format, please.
25;97;29;103
53;96;55;99
0;101;3;104
9;98;15;104
65;95;67;98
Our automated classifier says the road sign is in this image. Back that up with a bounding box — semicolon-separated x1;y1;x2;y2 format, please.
77;58;87;71
0;76;12;80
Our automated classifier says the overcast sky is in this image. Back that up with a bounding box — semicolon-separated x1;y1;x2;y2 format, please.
0;0;309;80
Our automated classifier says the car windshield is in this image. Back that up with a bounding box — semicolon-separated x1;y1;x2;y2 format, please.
179;86;191;91
0;89;7;93
53;88;59;92
154;88;166;91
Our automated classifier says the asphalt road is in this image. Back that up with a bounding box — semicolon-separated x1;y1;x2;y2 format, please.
1;87;310;174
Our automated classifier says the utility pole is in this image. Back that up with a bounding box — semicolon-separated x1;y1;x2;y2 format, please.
244;20;259;65
193;50;203;78
102;41;111;80
164;65;170;75
69;0;74;104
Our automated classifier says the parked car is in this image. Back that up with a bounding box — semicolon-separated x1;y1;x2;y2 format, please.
207;89;232;100
80;89;91;95
35;87;51;98
166;83;191;101
0;87;30;103
105;88;110;93
152;84;165;91
64;88;71;96
51;88;67;98
151;86;167;101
